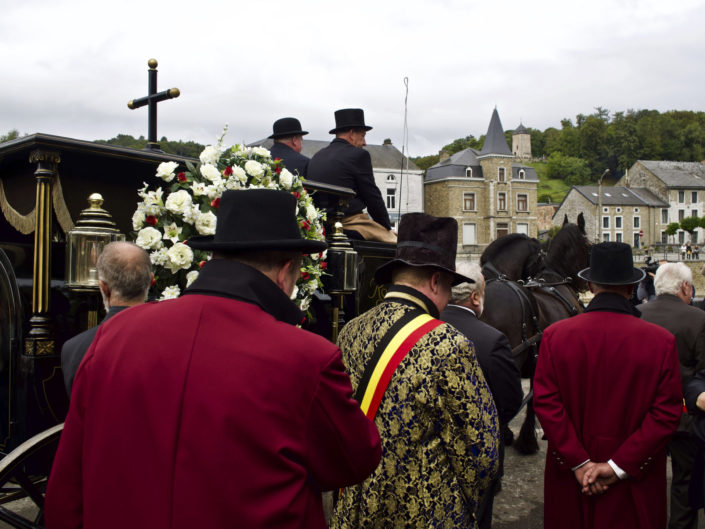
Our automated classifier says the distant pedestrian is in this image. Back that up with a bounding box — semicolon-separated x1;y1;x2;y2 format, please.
681;244;687;260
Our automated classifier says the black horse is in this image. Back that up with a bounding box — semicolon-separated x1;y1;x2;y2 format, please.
480;233;544;282
481;214;590;454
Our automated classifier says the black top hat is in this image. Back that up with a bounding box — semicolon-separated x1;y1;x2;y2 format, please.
268;117;309;139
374;213;473;286
329;108;373;134
577;242;645;285
187;189;327;254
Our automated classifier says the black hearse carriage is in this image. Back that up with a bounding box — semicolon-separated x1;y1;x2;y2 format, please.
0;133;394;527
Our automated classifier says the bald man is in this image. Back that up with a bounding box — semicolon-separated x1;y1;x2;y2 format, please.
61;241;153;395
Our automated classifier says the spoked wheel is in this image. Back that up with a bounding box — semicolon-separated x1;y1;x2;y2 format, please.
0;424;64;529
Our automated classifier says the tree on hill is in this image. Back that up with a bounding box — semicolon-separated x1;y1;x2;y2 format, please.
95;134;204;158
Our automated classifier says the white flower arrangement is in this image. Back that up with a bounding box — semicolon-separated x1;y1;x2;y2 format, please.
132;129;327;307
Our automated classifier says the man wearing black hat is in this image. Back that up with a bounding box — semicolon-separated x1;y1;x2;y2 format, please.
268;117;310;177
46;189;381;529
331;213;499;528
307;108;396;243
533;242;682;529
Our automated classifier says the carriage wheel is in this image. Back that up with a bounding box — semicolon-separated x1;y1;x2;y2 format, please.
0;424;64;529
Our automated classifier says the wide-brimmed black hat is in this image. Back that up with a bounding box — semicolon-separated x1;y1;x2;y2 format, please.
329;108;373;134
374;213;473;286
268;117;309;139
187;189;327;254
577;242;645;285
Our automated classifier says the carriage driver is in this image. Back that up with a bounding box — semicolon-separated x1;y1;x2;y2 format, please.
330;212;499;528
45;189;381;529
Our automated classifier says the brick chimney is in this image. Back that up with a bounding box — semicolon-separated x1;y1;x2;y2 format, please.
439;149;450;162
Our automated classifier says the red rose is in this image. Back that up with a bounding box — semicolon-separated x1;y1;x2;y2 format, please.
301;220;310;231
275;166;281;174
211;198;220;208
292;191;300;199
150;277;157;287
321;226;326;236
223;166;233;176
301;272;310;280
199;260;206;268
320;262;328;270
177;172;187;182
145;215;158;226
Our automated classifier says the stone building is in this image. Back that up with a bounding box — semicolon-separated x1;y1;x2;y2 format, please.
512;123;532;159
424;109;538;257
552;185;667;246
617;161;705;245
250;138;424;230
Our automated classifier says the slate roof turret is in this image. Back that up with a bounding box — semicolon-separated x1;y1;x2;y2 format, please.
480;108;512;156
514;122;529;135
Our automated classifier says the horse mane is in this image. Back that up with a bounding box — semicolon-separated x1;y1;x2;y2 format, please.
481;233;531;265
545;223;589;279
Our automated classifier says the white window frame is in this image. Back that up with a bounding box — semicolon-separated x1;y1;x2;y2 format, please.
693;191;698;203
602;232;610;242
518;169;526;179
633;216;640;229
498;192;507;211
602;216;610;229
615;232;623;243
662;209;668;224
386;188;396;209
516;193;528;212
615;216;622;229
465;167;473;178
679;190;685;203
498;167;506;182
462;192;476;211
462;223;477;245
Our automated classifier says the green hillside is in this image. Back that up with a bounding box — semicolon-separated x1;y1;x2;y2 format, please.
528;161;572;204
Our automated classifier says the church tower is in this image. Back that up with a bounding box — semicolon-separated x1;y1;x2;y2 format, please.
512;122;532;159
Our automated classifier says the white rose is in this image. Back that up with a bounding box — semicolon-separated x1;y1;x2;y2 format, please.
205;183;223;200
299;298;310;312
165;189;193;215
199;145;221;165
162;222;182;243
306;204;318;222
232;165;247;183
136;227;163;250
244;160;264;178
252;146;271;158
165;242;194;273
156;161;179;182
279;168;294;190
159;285;181;301
195;211;217;235
290;285;299;300
186;270;199;288
132;209;145;230
200;163;221;182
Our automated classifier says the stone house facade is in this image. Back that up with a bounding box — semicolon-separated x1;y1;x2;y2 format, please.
552;185;667;247
617;161;705;245
424;109;538;258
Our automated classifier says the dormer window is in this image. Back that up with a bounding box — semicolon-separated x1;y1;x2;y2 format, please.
386;174;396;182
465;167;473;178
518;169;526;179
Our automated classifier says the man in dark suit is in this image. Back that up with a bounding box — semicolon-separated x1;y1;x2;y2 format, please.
268;117;309;177
307;108;396;243
441;261;523;529
639;261;705;529
61;241;152;396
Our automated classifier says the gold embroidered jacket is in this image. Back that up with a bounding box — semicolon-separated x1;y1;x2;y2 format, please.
331;286;500;529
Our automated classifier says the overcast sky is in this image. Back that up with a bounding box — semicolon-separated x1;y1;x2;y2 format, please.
2;0;704;157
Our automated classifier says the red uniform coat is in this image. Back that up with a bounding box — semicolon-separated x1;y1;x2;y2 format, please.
45;260;381;529
533;292;682;529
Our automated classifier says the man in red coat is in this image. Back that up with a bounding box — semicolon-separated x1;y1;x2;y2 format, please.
45;189;381;529
534;242;682;529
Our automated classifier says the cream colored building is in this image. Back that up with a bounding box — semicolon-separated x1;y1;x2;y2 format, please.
424;109;538;258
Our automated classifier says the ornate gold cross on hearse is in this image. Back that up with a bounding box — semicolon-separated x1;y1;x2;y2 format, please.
128;58;180;152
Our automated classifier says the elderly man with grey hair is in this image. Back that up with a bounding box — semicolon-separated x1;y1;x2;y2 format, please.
639;261;705;529
441;261;523;529
61;241;153;396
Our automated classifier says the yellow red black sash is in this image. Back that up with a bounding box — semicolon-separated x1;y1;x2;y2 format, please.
354;309;443;420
